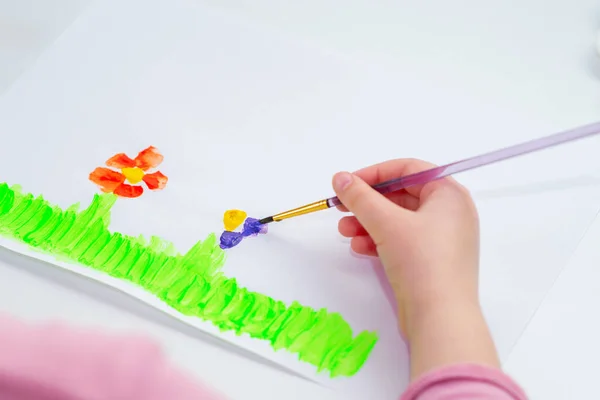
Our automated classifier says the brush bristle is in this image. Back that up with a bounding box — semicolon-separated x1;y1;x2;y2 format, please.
258;216;274;224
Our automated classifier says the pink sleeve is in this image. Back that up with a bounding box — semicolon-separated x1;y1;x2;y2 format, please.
0;314;225;400
401;364;527;400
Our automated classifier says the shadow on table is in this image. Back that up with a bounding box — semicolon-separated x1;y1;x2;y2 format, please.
0;245;319;385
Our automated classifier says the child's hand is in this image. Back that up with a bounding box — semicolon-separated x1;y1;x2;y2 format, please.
333;159;499;378
332;159;479;333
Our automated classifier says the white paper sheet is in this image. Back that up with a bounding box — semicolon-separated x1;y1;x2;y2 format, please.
1;0;599;398
504;211;600;399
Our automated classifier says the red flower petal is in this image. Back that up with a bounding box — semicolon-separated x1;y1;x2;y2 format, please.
134;146;163;171
142;171;168;190
106;153;136;169
89;167;125;193
113;183;144;198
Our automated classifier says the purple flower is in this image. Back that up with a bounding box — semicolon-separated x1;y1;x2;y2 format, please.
242;217;268;237
220;231;243;249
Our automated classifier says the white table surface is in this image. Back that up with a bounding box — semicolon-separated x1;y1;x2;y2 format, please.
0;1;598;399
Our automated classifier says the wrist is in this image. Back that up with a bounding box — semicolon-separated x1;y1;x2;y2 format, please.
404;294;481;340
400;286;480;337
402;294;500;379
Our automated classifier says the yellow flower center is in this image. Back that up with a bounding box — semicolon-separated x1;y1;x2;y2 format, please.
224;209;247;231
122;167;145;184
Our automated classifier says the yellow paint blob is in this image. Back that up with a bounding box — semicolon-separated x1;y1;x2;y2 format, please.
122;167;145;184
223;209;247;231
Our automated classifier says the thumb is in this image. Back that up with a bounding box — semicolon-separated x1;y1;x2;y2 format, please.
332;172;405;244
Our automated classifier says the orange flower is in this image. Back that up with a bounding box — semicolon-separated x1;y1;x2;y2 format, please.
89;146;168;198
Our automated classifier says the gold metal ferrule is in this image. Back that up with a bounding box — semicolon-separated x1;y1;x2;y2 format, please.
272;199;329;222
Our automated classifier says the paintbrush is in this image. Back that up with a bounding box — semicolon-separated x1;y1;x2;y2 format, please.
258;121;600;225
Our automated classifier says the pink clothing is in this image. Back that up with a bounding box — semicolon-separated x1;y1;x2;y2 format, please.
0;315;526;399
401;364;527;399
0;315;223;399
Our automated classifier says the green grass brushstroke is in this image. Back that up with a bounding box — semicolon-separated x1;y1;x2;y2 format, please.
0;183;378;377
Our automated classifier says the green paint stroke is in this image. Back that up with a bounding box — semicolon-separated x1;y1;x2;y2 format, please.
0;183;378;377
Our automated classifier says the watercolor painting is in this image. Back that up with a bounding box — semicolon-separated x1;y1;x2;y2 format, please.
89;146;168;198
219;210;268;250
0;146;378;378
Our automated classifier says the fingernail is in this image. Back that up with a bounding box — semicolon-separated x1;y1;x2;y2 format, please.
333;172;353;192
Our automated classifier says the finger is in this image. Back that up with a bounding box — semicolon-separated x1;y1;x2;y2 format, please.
339;216;368;237
336;204;349;212
351;235;378;256
337;190;419;213
420;178;475;214
338;190;417;236
333;172;406;245
354;158;449;199
387;190;420;211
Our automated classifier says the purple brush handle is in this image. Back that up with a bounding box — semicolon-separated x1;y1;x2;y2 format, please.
326;121;600;208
